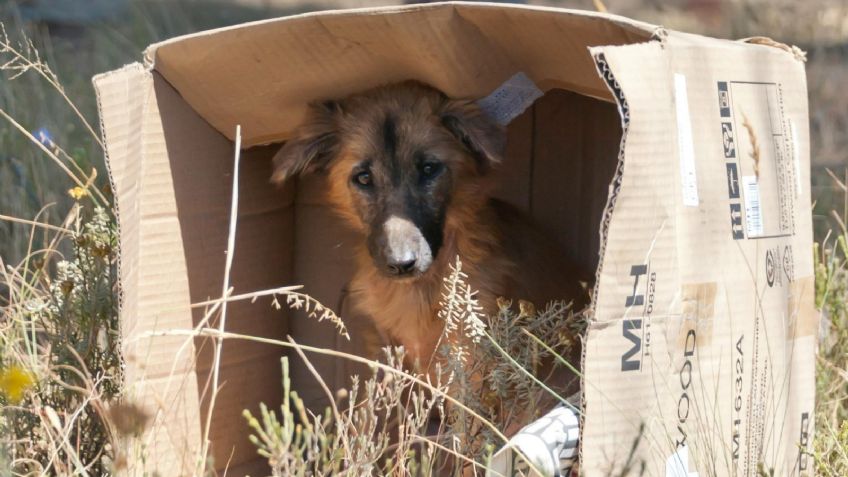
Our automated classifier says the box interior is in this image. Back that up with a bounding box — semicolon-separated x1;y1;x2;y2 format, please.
153;70;622;472
146;3;653;147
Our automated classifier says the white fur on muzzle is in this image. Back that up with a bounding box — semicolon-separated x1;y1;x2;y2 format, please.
383;215;433;273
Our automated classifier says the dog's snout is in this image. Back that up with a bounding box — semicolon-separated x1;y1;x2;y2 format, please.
377;215;433;277
387;258;417;276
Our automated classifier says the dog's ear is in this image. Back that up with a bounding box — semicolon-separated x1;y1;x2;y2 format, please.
440;99;505;172
271;100;342;184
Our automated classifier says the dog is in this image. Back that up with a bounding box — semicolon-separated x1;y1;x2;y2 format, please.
272;80;588;377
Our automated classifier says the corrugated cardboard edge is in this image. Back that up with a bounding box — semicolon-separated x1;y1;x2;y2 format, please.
581;41;638;467
92;64;138;360
93;63;203;475
141;1;659;67
580;29;817;475
739;36;807;62
92;64;147;404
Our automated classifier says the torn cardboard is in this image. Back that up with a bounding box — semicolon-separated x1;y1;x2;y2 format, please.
94;2;816;475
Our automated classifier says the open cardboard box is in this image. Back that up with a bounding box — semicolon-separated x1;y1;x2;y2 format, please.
93;2;817;475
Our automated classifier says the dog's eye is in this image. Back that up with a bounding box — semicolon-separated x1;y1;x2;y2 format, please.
420;162;443;180
353;170;372;187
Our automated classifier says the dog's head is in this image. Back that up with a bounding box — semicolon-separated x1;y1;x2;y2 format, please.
272;81;504;279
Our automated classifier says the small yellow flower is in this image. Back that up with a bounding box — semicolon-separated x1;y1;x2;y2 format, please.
68;186;88;200
0;365;35;403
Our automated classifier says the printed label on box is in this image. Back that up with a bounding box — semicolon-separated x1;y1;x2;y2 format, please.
717;81;796;240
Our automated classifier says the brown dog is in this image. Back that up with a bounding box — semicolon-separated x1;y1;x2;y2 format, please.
272;81;587;374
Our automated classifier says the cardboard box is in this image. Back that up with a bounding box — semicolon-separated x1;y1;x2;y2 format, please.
93;2;817;475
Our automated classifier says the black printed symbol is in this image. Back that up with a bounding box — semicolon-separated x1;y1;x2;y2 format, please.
766;249;777;287
621;319;642;372
625;264;648;307
718;82;731;118
783;245;795;283
799;412;810;471
726;163;740;199
722;122;736;158
730;203;744;240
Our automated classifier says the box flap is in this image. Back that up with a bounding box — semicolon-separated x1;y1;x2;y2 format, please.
94;64;202;474
581;32;815;476
145;1;657;147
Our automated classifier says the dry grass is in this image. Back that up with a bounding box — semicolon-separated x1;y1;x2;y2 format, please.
811;170;848;476
0;20;121;475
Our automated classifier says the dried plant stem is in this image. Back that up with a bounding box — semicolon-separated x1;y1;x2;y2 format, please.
825;168;848;236
0;24;104;149
482;329;578;414
741;111;761;179
190;285;304;309
0;213;73;234
42;405;92;476
593;0;608;13
148;282;305;439
825;168;848;192
141;328;511;445
287;337;352;456
199;125;242;472
409;436;503;476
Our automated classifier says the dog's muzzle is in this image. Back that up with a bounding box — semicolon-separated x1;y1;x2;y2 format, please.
381;215;433;276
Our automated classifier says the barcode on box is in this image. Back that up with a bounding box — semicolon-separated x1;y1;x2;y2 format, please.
743;176;763;237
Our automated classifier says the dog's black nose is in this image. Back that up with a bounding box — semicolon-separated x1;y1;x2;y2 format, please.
387;258;417;276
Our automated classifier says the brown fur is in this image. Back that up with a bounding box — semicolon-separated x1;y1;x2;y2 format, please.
273;81;588;373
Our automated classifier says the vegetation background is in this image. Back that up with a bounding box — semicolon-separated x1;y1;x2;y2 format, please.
0;0;845;475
